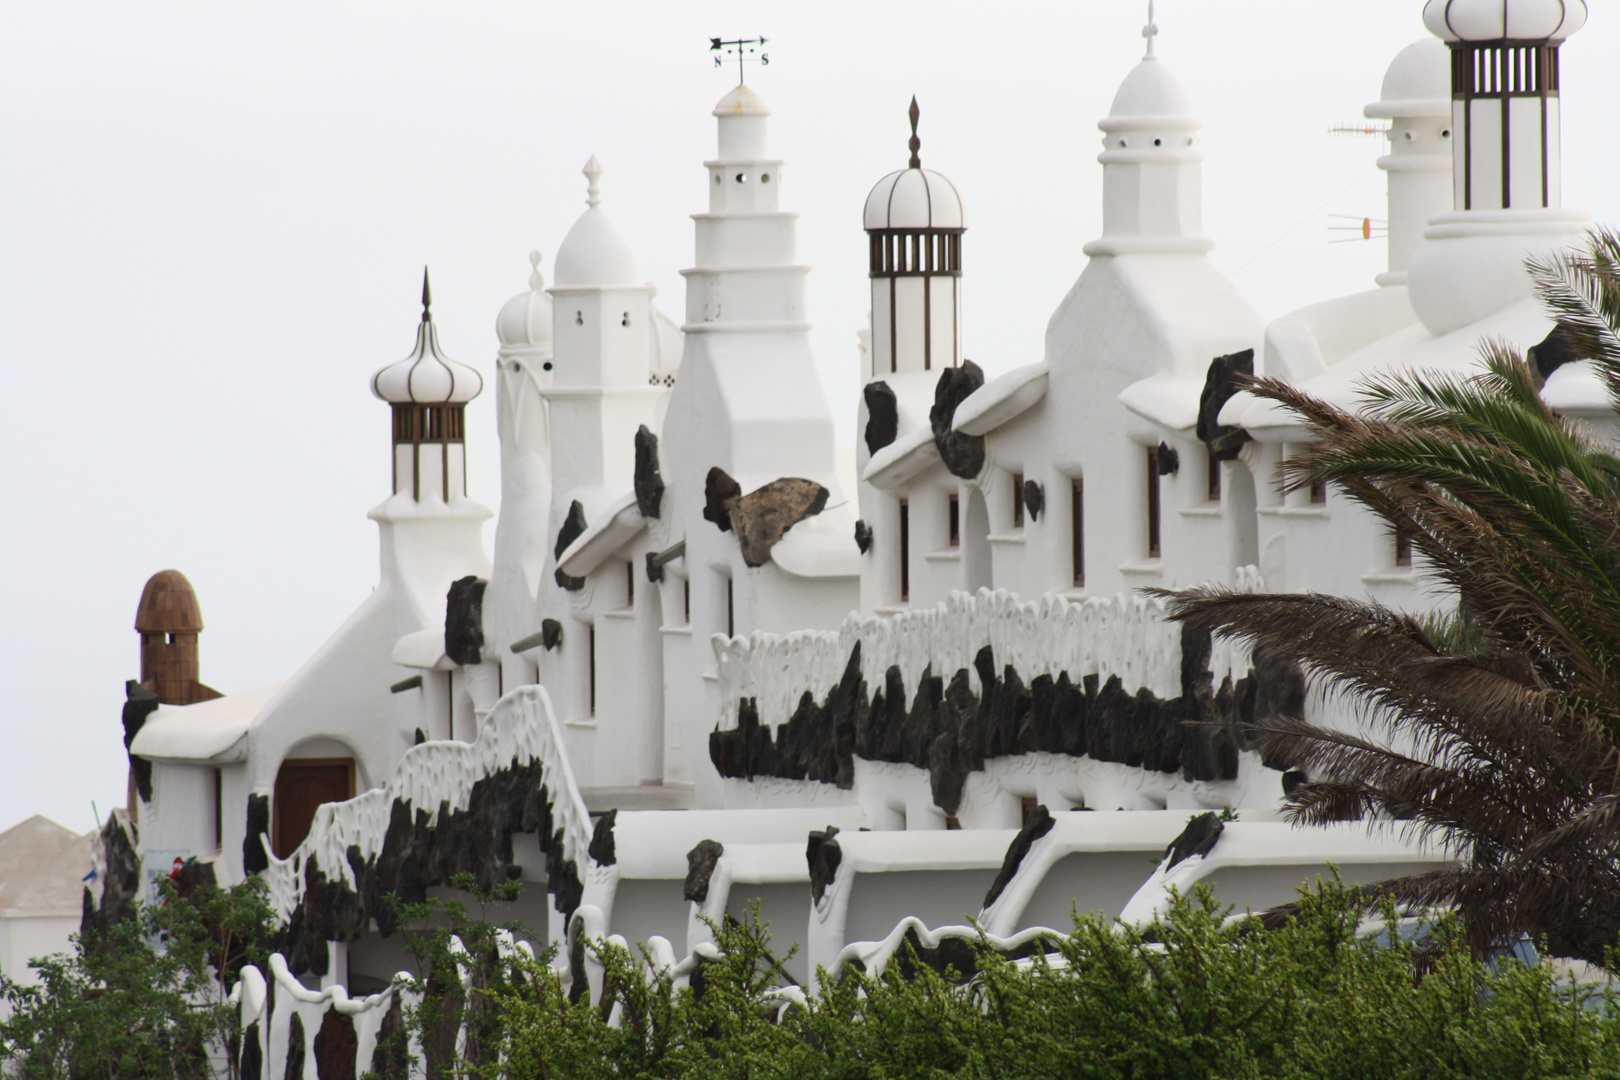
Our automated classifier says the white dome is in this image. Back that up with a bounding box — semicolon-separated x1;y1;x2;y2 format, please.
1423;0;1586;41
552;157;643;290
372;275;484;404
1365;39;1451;119
496;250;553;349
1099;57;1199;133
864;168;965;230
713;83;771;118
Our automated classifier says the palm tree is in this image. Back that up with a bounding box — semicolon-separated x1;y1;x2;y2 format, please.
1160;229;1620;967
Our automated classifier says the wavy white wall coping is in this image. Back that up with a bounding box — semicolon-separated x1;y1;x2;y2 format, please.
259;684;592;921
713;585;1260;734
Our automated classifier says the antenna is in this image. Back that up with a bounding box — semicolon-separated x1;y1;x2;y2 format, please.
1328;122;1391;138
709;36;769;83
1328;213;1387;244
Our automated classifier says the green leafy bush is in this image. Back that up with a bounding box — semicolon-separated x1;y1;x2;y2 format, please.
0;875;273;1080
473;878;1620;1080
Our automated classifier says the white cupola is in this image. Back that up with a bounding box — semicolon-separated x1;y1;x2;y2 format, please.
1085;20;1211;257
496;250;555;359
862;97;965;378
1421;0;1586;212
548;157;655;390
371;270;483;502
1364;39;1453;285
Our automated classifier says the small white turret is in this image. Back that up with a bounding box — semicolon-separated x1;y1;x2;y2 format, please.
1086;29;1211;257
371;270;483;501
862;98;965;378
1365;39;1452;286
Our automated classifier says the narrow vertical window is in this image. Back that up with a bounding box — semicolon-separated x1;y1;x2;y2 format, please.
1309;479;1328;505
1071;478;1085;588
683;578;691;625
1395;524;1414;567
726;578;735;638
1013;473;1025;528
212;768;223;853
1147;447;1162;559
948;494;960;547
899;499;911;602
588;625;597;716
626;561;634;608
1207;452;1221;502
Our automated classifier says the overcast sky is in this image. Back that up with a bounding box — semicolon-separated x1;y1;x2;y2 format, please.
4;0;1618;836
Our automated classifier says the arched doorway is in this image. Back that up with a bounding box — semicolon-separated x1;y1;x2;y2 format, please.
272;745;356;859
963;487;992;593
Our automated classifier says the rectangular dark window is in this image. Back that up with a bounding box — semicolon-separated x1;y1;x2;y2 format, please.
683;578;691;624
1071;478;1084;588
726;578;735;637
948;494;960;547
1147;447;1162;559
626;561;634;608
1395;524;1414;567
588;625;597;716
1013;472;1025;528
1309;479;1328;505
899;499;911;602
212;768;223;852
1207;452;1222;502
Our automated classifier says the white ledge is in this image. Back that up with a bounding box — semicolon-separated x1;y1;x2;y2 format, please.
557;491;646;578
953;363;1049;436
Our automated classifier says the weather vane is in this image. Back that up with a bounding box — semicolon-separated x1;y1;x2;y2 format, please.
710;36;769;83
1143;1;1159;57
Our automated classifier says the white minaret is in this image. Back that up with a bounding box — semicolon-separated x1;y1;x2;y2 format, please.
1406;0;1591;336
1365;39;1453;286
1085;11;1211;258
863;98;965;377
544;158;660;505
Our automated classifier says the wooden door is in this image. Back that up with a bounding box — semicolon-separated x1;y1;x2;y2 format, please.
273;758;354;859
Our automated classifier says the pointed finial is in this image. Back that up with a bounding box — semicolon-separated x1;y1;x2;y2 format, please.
528;249;545;291
1143;0;1159;57
907;96;921;169
421;266;432;323
583;155;603;209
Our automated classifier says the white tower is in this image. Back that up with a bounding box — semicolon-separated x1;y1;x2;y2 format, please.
1365;40;1453;286
863;99;965;377
486;252;556;687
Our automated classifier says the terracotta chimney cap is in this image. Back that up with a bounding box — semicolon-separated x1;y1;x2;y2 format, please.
135;570;203;633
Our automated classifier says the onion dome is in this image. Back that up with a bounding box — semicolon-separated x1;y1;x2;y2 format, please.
496;250;553;350
371;269;484;404
552;157;643;290
1422;0;1586;41
135;570;203;632
863;98;966;230
1365;38;1451;119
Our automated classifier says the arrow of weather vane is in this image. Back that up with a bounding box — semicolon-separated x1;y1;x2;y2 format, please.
711;36;768;82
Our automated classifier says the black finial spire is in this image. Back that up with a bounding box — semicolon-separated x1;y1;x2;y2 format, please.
908;96;921;169
421;266;432;323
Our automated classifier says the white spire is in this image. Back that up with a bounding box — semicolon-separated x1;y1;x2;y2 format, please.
583;155;603;209
1143;1;1158;58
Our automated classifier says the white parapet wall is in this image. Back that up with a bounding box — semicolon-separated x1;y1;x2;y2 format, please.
714;584;1258;734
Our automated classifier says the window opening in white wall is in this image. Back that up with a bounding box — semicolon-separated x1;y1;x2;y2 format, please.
1146;447;1162;559
899;499;911;601
1071;478;1085;588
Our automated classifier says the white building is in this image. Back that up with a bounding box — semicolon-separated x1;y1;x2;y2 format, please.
60;0;1591;1022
